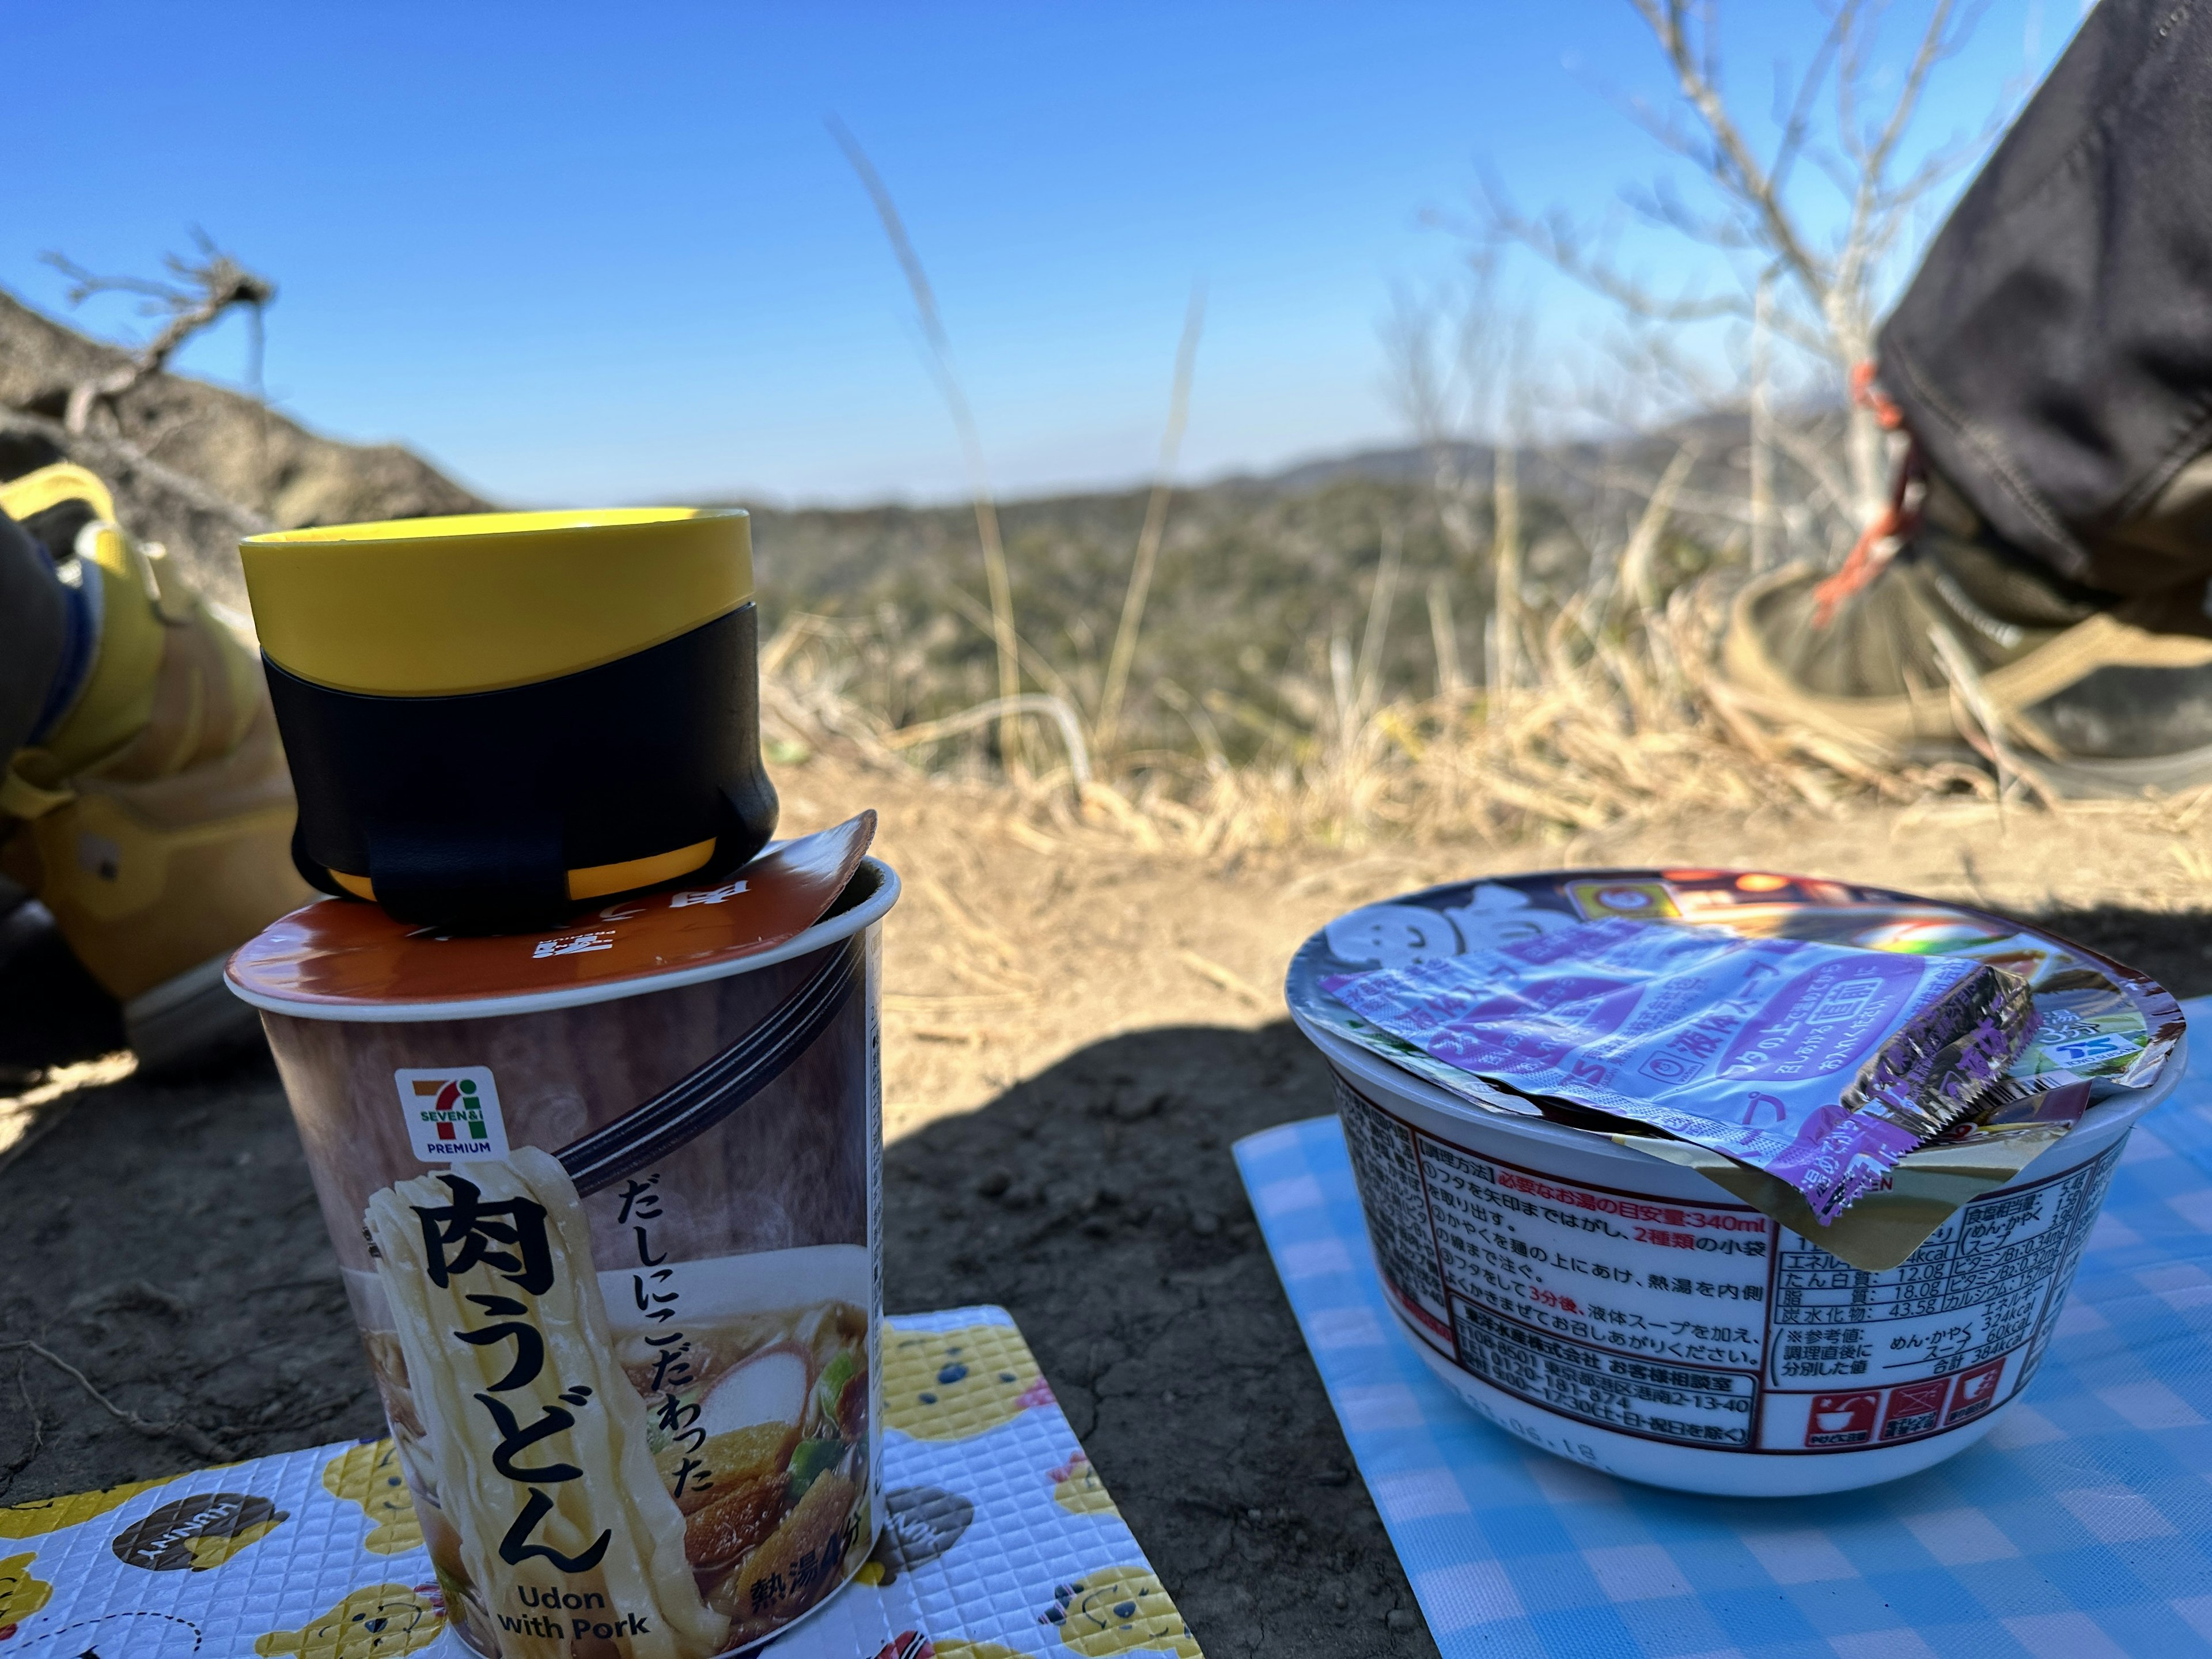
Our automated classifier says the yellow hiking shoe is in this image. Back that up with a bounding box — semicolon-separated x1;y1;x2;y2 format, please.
0;464;312;1071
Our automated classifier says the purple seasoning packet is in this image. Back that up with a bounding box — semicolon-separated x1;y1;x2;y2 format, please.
1321;916;2037;1221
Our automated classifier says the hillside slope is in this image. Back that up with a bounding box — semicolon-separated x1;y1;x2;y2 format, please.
0;289;488;611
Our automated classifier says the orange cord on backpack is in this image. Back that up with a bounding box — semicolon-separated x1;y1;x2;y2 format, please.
1810;363;1919;628
1849;360;1906;433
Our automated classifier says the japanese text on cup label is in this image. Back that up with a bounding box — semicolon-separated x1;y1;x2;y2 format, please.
1337;1077;2115;1453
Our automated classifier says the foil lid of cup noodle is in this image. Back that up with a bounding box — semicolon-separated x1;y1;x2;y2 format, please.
227;812;876;1017
1289;868;2184;1267
1320;915;2040;1223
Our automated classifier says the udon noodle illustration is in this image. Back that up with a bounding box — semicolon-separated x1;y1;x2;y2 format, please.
361;1149;870;1658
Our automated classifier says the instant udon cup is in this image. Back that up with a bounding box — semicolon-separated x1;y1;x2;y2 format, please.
227;817;891;1654
1287;867;2186;1498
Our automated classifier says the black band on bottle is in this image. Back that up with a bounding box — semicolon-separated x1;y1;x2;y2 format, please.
268;604;778;931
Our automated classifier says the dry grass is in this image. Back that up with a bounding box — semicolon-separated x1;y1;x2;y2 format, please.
757;559;2168;861
801;97;1985;855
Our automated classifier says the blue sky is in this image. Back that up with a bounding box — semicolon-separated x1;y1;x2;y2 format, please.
9;2;2077;507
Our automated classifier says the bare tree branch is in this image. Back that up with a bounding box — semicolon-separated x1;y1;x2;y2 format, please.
1833;1;1969;334
0;1337;233;1462
1482;172;1755;329
1763;407;1858;521
1625;0;1834;314
41;231;275;435
1586;2;1994;522
1767;6;1853;199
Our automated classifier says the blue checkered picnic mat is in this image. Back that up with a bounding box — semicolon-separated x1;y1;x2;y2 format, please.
1236;995;2212;1659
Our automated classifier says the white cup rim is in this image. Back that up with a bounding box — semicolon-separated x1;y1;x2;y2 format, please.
229;855;899;1024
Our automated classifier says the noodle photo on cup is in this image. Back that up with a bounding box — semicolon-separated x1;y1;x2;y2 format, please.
227;817;893;1655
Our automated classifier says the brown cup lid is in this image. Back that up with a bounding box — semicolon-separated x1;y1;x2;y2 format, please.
227;813;878;1018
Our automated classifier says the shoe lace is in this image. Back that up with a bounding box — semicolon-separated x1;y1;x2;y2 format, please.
1810;364;1921;628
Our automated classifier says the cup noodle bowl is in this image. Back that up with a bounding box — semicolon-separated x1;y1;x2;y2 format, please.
227;824;895;1655
1287;869;2185;1498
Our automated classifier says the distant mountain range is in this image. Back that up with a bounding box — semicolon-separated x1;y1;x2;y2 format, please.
5;281;1825;652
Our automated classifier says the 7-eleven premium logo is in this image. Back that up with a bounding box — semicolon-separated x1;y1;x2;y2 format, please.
394;1067;509;1162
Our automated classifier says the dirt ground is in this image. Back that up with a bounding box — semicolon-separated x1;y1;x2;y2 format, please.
6;758;2212;1656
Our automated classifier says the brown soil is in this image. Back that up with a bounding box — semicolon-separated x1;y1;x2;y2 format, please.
5;757;2210;1656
